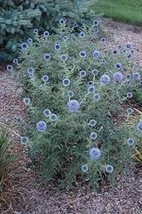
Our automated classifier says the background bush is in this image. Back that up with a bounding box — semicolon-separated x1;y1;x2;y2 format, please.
0;0;97;61
13;20;142;189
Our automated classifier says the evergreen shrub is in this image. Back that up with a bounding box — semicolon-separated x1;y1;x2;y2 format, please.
0;0;97;61
11;19;142;189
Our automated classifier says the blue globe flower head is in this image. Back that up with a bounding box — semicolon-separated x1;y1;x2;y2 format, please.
105;164;114;173
62;78;70;87
137;121;142;132
67;99;80;112
100;74;110;85
43;31;50;38
7;65;13;72
49;113;58;121
20;136;29;145
33;28;38;34
81;164;89;173
89;147;101;160
126;42;132;49
73;22;78;28
67;91;74;97
127;138;135;146
115;63;122;69
27;67;34;75
126;108;133;115
21;42;28;50
62;35;69;42
101;37;107;43
126;74;131;79
93;27;99;34
93;50;100;59
113;72;123;82
88;119;97;127
27;38;33;44
13;58;18;64
88;85;95;93
79;70;87;78
79;50;87;58
93;19;99;26
132;72;141;80
59;18;67;25
127;53;132;59
36;120;47;132
44;53;51;61
90;132;97;140
42;75;49;82
79;31;86;38
43;108;51;117
23;97;31;105
54;42;61;50
93;93;100;101
127;92;133;98
92;69;99;76
60;54;68;61
113;49;118;55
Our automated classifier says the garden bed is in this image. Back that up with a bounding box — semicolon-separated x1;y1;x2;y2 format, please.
0;18;142;214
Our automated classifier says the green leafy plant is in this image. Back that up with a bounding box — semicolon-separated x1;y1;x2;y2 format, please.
0;0;97;61
12;20;142;189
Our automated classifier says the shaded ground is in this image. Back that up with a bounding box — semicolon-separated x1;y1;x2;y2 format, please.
0;19;142;214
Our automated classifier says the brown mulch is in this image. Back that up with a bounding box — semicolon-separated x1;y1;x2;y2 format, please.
0;18;142;214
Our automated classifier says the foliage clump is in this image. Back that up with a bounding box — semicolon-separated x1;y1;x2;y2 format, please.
12;19;142;189
0;0;97;61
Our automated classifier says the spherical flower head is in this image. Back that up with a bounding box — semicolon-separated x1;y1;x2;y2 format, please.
20;136;29;145
88;85;95;93
93;50;100;58
42;75;49;82
101;37;107;43
21;42;28;50
43;31;49;38
36;120;47;132
44;53;51;61
88;119;97;127
113;49;118;55
93;93;100;101
137;121;142;132
100;74;110;85
49;113;58;121
27;38;33;44
7;65;13;72
79;50;87;58
92;69;99;76
79;31;86;38
43;108;51;117
105;164;114;173
79;70;87;78
54;42;61;50
60;54;68;61
62;78;70;87
127;138;135;146
62;35;69;42
113;72;123;82
127;92;133;98
67;99;80;112
27;67;34;75
13;58;18;64
132;72;141;80
127;53;132;59
126;42;132;49
115;63;122;69
93;19;99;26
23;97;31;105
89;147;101;160
67;91;74;97
33;28;38;34
59;18;66;25
90;132;97;140
73;22;78;28
126;108;133;115
81;164;88;173
126;74;131;79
